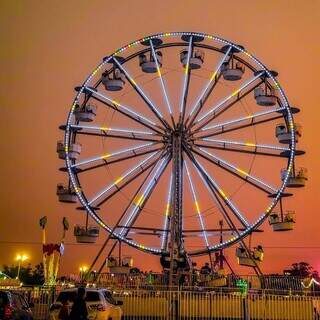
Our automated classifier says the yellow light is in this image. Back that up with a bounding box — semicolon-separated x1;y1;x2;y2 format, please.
115;177;123;185
16;254;28;262
246;114;253;119
100;127;110;131
130;79;137;86
245;142;256;147
157;67;162;78
210;71;217;82
232;89;240;97
236;168;248;176
112;100;120;108
79;265;88;272
165;203;170;216
134;195;144;207
184;65;189;75
194;201;201;213
219;189;228;200
102;153;111;159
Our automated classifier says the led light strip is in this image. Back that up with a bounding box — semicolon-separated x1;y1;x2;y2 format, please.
180;36;193;113
192;159;250;227
198;148;277;193
202;106;286;132
188;46;232;118
70;124;155;136
184;161;210;247
113;58;164;119
191;159;248;250
88;151;159;205
71;142;156;168
200;138;290;152
196;72;264;124
150;41;173;115
83;86;157;127
119;156;169;236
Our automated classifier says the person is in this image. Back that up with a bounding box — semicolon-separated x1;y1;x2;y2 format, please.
69;287;88;320
58;296;69;320
200;262;211;275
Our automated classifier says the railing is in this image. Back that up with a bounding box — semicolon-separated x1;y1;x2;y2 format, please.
8;285;320;319
97;272;307;292
114;290;320;319
11;287;55;320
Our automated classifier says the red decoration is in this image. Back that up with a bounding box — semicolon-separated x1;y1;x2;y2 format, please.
42;243;61;256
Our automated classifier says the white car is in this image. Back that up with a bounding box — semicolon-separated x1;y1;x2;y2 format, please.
49;288;123;320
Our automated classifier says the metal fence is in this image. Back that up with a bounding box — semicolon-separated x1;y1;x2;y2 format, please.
10;286;320;320
98;273;307;292
114;290;320;320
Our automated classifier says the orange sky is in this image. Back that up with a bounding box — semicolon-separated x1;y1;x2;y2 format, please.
0;0;320;276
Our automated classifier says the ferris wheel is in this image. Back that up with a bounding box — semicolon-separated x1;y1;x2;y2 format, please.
57;32;307;275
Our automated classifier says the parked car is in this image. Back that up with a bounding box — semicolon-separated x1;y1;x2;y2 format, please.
49;288;123;320
0;290;34;320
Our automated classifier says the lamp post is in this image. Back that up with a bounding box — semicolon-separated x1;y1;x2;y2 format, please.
79;265;88;282
16;254;28;280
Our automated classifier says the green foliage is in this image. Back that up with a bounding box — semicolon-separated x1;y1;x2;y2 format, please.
236;279;248;294
2;263;45;285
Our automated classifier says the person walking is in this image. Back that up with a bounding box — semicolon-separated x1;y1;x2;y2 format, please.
69;287;88;320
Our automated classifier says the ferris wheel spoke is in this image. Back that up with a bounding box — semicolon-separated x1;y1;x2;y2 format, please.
71;142;161;170
118;155;171;237
90;152;166;206
191;72;264;132
191;161;262;274
160;173;173;251
195;106;286;139
179;36;193;124
75;146;163;175
192;146;277;194
112;57;171;130
184;161;210;248
88;150;163;207
70;124;162;142
83;86;164;135
194;138;291;158
149;40;174;127
184;146;250;228
187;151;249;243
185;45;232;128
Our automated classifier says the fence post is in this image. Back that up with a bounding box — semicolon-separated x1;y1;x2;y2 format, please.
242;295;249;320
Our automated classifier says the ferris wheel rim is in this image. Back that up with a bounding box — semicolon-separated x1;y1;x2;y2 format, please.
63;31;296;256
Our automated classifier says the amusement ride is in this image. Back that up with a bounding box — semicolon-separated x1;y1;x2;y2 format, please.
56;32;307;285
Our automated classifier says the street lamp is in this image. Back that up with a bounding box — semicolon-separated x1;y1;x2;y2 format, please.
79;265;88;281
16;254;28;280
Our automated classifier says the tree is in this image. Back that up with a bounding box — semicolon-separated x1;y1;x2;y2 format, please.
2;263;44;285
290;262;319;279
